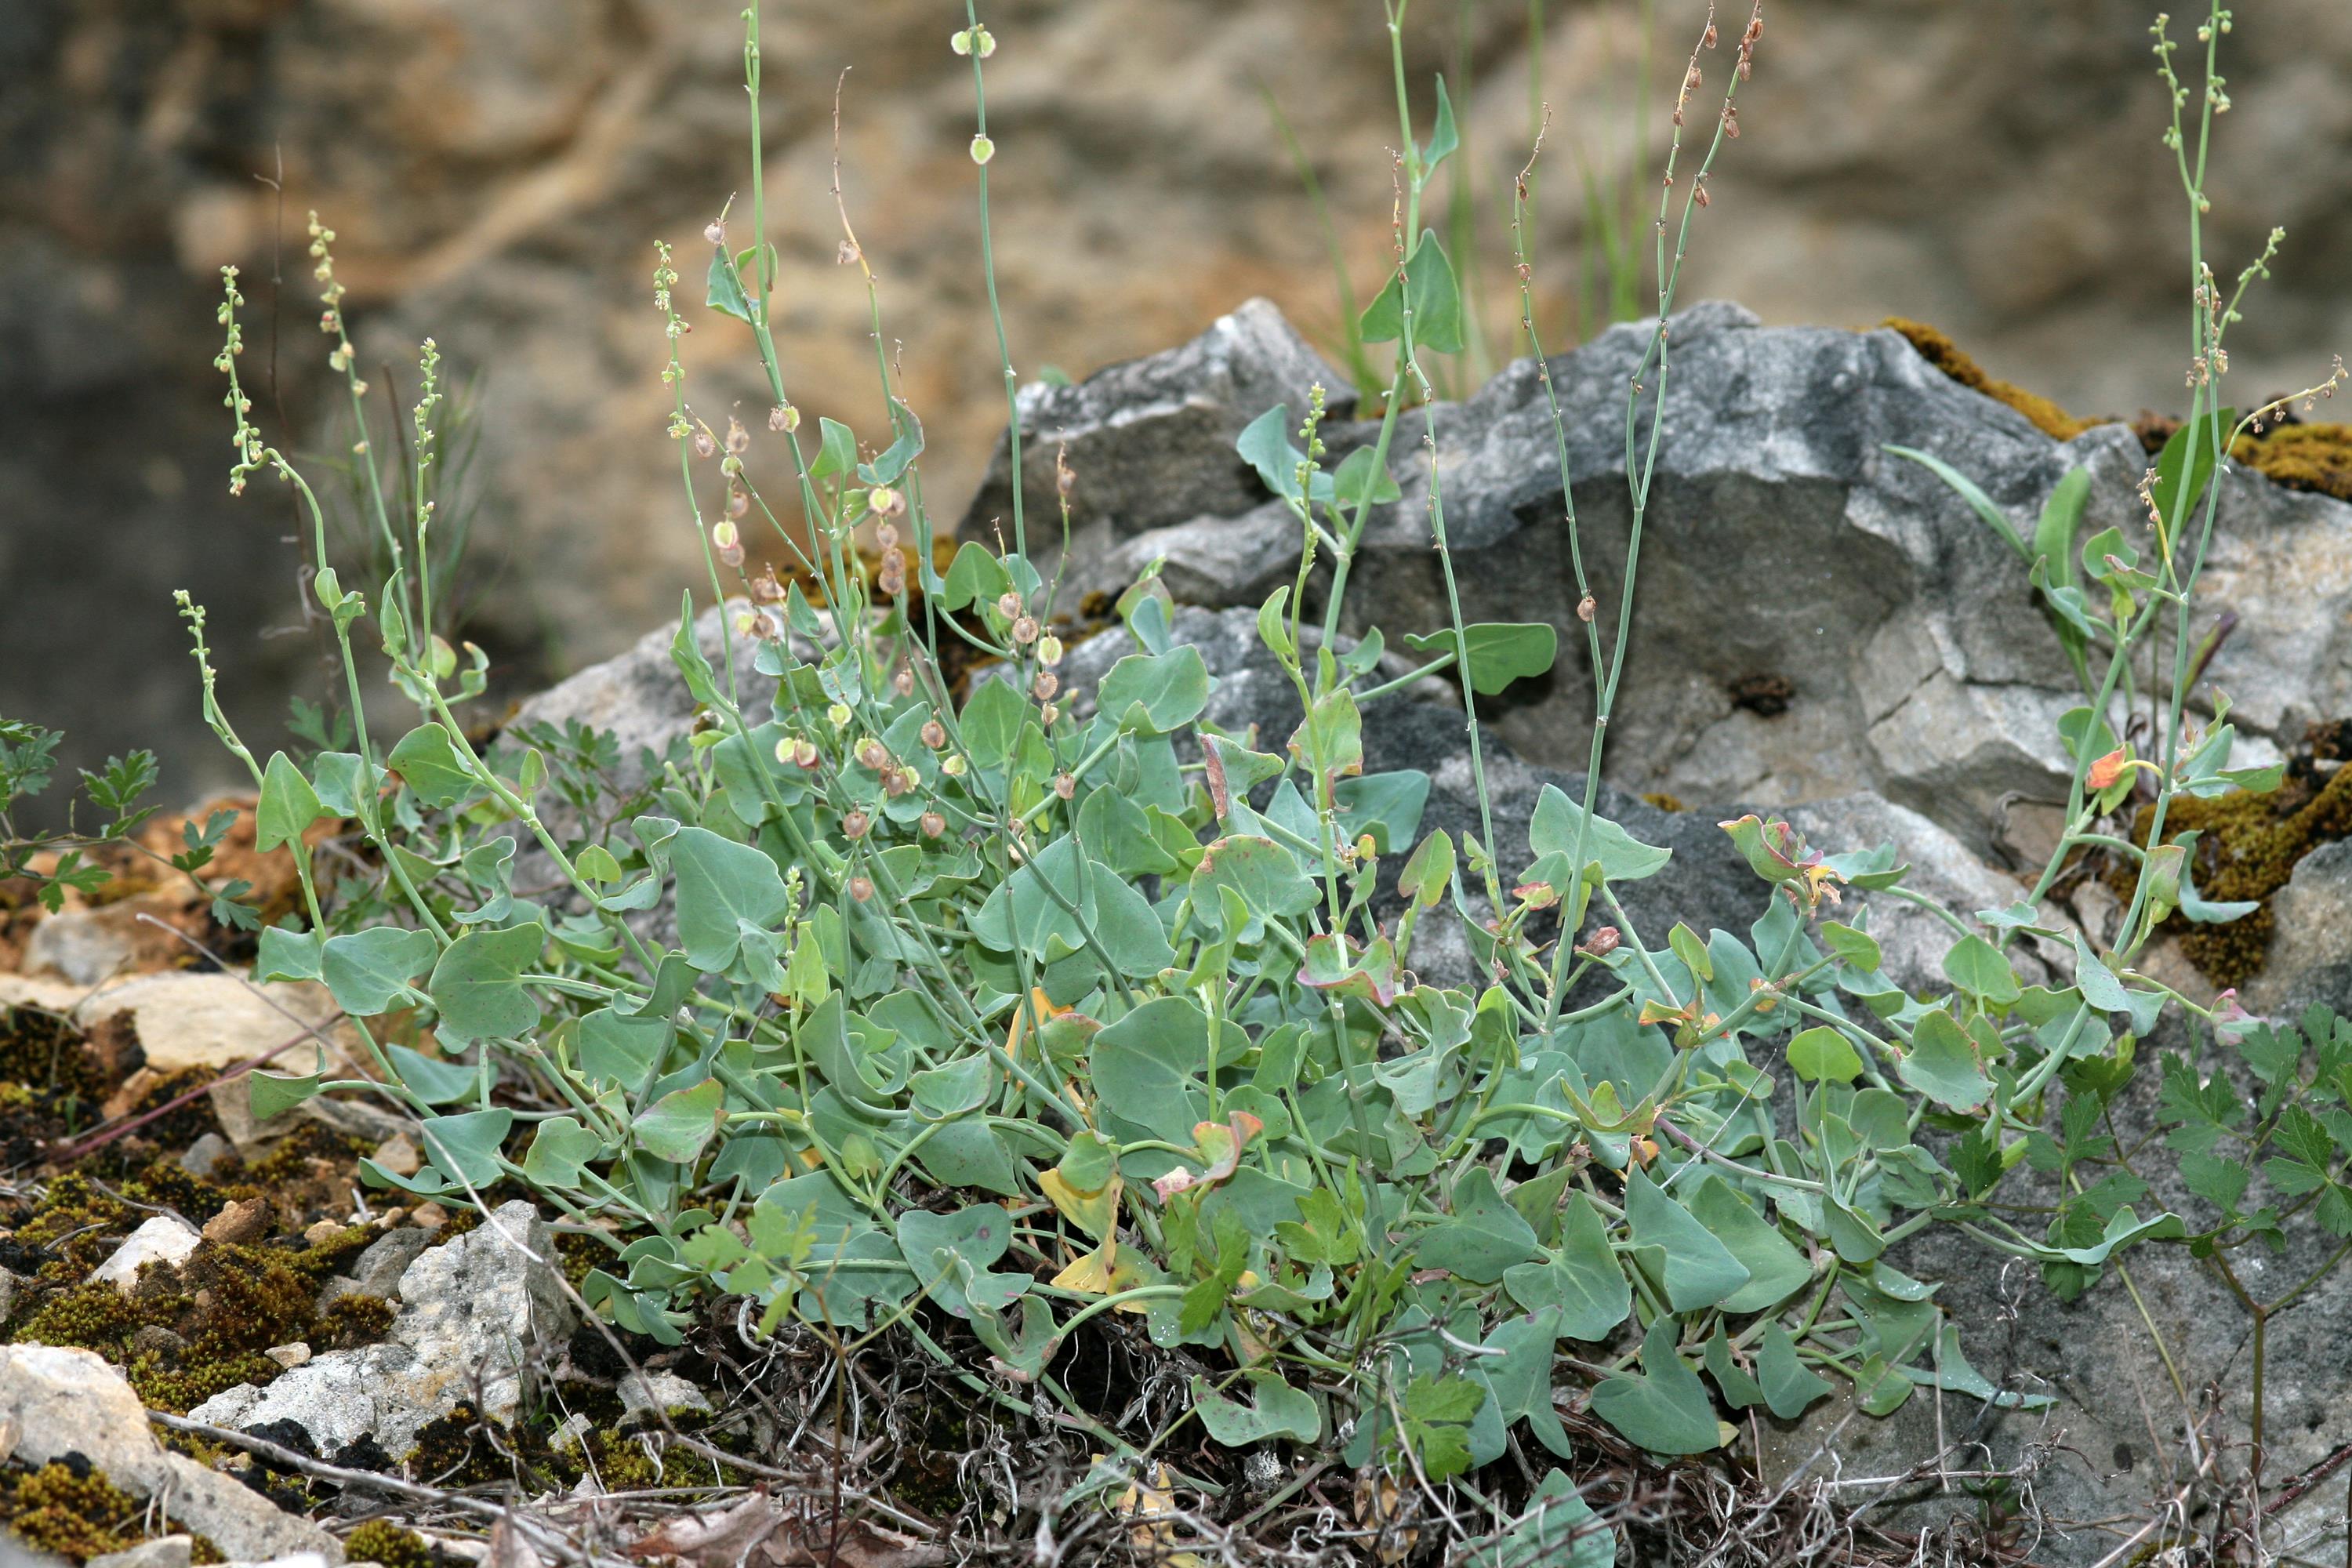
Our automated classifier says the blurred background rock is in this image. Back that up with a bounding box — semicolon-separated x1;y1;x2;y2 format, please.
4;0;2347;811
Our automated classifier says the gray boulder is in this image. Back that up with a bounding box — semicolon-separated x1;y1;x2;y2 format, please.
190;1202;575;1458
960;298;1354;565
2242;838;2352;1019
1034;300;2350;866
317;1226;436;1308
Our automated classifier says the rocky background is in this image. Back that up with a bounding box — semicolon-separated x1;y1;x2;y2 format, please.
4;0;2350;811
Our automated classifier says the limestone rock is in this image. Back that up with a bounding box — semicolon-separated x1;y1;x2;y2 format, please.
616;1370;713;1428
0;1346;339;1563
960;299;1352;568
189;1203;577;1457
318;1227;436;1308
1039;302;2352;866
503;601;769;800
71;972;348;1077
2241;837;2352;1021
88;1538;194;1568
89;1216;201;1294
178;1133;234;1181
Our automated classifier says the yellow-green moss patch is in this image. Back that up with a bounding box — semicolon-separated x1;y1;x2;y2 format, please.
2128;755;2352;988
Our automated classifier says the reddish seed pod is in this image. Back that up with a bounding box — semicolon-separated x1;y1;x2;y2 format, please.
842;810;871;840
857;739;890;771
875;522;900;550
725;419;750;456
1011;615;1040;645
1054;772;1076;800
920;811;946;838
705;220;727;245
848;876;874;902
793;739;822;768
884;767;914;798
1032;671;1058;701
894;667;915;695
692;428;717;459
1577;925;1622;958
996;590;1024;619
920;719;947;750
1040;702;1060;725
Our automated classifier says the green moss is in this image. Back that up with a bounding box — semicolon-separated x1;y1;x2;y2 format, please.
1886;318;2098;442
319;1292;395;1348
0;1459;218;1563
290;1223;377;1283
343;1520;436;1568
240;1120;368;1189
16;1174;134;1279
2127;757;2352;987
5;1461;141;1560
10;1282;143;1356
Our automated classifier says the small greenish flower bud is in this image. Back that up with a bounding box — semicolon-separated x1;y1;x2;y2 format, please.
712;519;739;552
970;135;996;165
942;753;967;777
1037;634;1064;666
827;703;854;729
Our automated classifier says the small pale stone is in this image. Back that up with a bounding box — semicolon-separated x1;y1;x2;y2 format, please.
369;1134;421;1177
89;1216;201;1293
179;1132;234;1181
263;1343;310;1370
88;1535;194;1568
408;1202;450;1231
616;1369;713;1427
303;1219;351;1247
